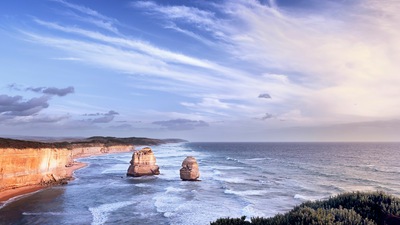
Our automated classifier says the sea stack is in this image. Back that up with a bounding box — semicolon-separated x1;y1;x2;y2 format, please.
126;147;160;177
180;156;200;181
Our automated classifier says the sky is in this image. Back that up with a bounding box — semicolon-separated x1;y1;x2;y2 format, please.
0;0;399;142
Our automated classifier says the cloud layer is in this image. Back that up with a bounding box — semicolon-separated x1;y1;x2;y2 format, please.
27;86;75;96
1;0;399;140
153;119;209;130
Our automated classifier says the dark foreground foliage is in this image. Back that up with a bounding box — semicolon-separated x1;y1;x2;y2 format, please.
211;192;400;225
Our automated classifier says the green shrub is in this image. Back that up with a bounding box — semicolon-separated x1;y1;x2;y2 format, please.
210;192;400;225
211;216;251;225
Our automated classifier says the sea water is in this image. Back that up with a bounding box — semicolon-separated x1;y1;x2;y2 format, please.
0;142;399;225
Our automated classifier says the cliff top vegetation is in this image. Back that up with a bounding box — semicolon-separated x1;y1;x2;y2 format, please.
0;136;186;149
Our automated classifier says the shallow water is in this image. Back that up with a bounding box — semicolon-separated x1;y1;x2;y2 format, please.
1;142;399;225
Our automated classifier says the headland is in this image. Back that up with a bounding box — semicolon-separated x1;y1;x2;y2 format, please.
0;136;185;204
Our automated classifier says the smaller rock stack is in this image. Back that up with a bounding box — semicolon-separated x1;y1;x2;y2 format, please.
126;147;160;177
180;156;200;181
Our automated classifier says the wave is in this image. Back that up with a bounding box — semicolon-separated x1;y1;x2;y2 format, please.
165;186;186;193
100;165;128;174
89;201;134;225
244;158;268;161
242;204;266;218
294;194;326;201
226;157;239;162
134;183;151;188
212;165;243;170
225;189;269;197
214;176;246;184
0;189;44;210
22;211;67;216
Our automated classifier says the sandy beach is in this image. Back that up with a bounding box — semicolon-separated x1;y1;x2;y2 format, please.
0;161;87;204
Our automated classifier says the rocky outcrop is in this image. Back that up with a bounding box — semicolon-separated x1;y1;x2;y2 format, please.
180;156;200;181
126;147;160;177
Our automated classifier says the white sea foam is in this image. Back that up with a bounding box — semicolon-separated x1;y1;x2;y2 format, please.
165;186;186;193
212;165;243;170
153;194;183;216
22;211;67;216
294;194;327;201
134;183;151;188
245;158;268;161
159;169;180;181
225;189;268;196
100;164;127;174
226;157;239;162
214;176;245;184
0;189;44;210
89;201;134;225
128;176;157;181
242;204;266;218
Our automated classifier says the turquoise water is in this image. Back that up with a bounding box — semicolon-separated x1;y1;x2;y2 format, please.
0;142;399;225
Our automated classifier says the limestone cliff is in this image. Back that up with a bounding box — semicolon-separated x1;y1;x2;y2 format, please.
71;145;134;158
126;147;160;177
0;138;134;192
180;156;200;181
0;136;181;194
0;148;72;191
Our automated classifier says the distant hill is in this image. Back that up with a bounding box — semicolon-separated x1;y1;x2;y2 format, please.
0;136;187;149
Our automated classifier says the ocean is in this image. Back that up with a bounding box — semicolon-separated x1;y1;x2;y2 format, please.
1;142;399;225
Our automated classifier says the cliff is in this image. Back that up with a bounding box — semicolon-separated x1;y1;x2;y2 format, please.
0;136;180;193
70;145;133;158
0;147;72;191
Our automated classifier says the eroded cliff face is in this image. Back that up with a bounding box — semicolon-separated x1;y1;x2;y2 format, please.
0;144;134;192
71;145;134;158
0;148;72;191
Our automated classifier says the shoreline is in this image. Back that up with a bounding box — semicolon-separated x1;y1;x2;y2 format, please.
0;147;134;205
0;161;87;205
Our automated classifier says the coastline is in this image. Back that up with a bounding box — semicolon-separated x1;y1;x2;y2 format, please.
0;147;134;205
0;161;87;205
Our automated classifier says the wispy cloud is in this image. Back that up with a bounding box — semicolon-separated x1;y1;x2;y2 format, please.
15;0;400;134
52;57;82;61
51;0;119;33
132;1;216;26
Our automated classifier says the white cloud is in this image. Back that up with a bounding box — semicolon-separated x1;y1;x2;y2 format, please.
12;0;400;140
52;0;119;33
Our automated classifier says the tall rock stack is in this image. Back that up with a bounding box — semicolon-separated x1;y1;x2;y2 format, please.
126;147;160;177
180;156;200;181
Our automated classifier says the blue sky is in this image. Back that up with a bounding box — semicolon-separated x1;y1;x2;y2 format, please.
0;0;399;141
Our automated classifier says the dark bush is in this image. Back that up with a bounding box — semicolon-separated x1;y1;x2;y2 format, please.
210;192;400;225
